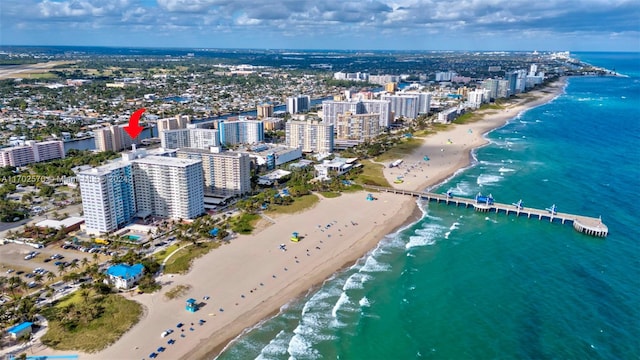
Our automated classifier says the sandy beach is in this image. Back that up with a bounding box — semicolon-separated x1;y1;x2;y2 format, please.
26;78;566;360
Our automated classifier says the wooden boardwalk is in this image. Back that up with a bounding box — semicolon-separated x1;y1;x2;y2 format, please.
364;185;608;237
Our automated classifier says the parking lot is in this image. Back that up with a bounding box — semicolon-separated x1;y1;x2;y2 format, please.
0;242;104;280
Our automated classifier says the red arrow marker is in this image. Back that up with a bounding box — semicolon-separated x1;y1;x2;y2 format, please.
124;108;146;139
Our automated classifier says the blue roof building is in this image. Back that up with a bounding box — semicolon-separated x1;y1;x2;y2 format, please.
105;263;145;289
7;321;33;339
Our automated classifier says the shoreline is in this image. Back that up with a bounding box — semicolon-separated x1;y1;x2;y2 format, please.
186;78;568;360
24;78;566;360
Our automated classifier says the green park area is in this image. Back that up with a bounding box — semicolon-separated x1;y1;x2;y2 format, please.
41;289;142;352
163;241;221;274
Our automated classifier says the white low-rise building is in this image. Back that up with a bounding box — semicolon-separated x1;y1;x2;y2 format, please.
105;263;144;289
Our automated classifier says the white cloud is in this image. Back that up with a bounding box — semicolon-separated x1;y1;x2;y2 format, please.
0;0;638;50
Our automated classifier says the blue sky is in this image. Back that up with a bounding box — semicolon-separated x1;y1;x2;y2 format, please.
1;0;639;51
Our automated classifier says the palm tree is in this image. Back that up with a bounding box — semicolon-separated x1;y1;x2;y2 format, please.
79;289;91;304
92;252;99;264
8;276;23;298
81;257;89;269
57;263;66;276
46;271;56;283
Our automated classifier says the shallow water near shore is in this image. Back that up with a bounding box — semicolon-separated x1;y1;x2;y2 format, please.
216;52;640;360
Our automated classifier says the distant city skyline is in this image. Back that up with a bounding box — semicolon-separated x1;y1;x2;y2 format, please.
0;0;638;52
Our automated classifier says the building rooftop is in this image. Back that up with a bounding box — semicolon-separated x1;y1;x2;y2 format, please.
131;155;201;167
259;169;291;181
7;322;33;334
78;160;131;176
35;216;84;229
178;148;243;158
247;144;299;156
106;263;144;280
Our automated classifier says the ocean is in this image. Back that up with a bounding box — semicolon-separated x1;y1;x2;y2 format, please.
217;52;640;360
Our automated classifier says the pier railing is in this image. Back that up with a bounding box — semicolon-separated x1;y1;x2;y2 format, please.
364;185;608;237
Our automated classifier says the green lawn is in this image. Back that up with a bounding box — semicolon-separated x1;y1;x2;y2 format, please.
55;291;83;308
265;194;319;215
163;241;220;274
354;160;391;187
41;292;142;352
230;213;261;234
319;191;341;198
375;138;423;162
153;243;182;263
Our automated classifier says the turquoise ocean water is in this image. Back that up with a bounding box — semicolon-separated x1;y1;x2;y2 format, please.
217;52;640;360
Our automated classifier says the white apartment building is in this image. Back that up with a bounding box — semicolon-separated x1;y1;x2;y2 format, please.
94;125;137;152
368;74;401;85
157;115;190;134
467;89;490;109
177;149;251;196
131;156;204;220
286;120;334;153
0;145;34;167
78;162;136;235
401;92;431;115
286;95;310;114
336;113;381;141
218;119;264;146
435;71;457;82
0;140;65;167
322;100;391;127
160;129;190;149
160;128;220;150
381;94;422;120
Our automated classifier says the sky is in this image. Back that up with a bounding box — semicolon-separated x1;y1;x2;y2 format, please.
1;0;639;51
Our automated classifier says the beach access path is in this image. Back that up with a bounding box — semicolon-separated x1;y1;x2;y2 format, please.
27;78;566;360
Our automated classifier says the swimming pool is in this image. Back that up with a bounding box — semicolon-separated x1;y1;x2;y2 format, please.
126;235;141;241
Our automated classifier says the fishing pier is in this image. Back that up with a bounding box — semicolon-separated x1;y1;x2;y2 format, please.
364;185;608;237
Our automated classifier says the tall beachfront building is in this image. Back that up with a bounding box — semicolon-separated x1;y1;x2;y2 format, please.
131;156;204;220
160;128;220;150
78;162;136;235
286;95;311;114
335;113;381;141
256;104;274;119
94;125;138;152
322;99;392;127
177;149;251;196
381;94;421;120
157;115;190;134
0;140;65;167
218;119;264;146
286;120;334;153
481;79;500;101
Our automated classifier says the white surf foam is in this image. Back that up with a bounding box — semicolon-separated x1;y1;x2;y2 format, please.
477;173;502;187
256;330;291;359
342;272;372;291
406;224;443;249
287;333;319;360
331;292;351;318
360;256;392;273
359;296;371;308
